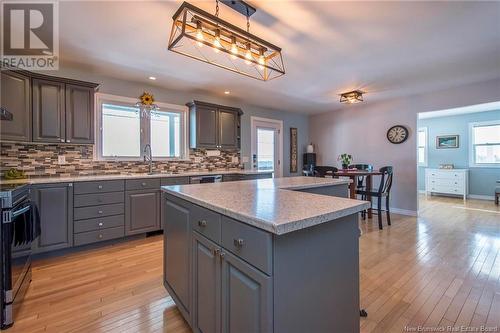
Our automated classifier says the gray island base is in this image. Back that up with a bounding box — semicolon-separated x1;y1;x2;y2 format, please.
162;177;370;333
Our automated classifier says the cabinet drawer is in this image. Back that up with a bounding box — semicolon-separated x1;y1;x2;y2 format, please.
74;192;124;207
429;185;464;194
190;204;221;243
74;226;124;246
221;216;272;275
161;177;189;186
74;203;124;220
428;178;463;188
74;180;124;194
74;215;124;233
126;178;161;190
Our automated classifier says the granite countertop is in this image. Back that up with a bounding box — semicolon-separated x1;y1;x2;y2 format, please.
0;169;273;185
162;176;369;235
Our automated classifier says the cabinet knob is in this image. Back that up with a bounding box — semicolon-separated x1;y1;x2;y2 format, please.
98;222;103;227
66;140;71;143
198;220;207;227
141;182;147;187
60;139;65;142
219;252;225;259
98;210;103;214
234;238;244;247
98;234;103;239
98;185;103;189
213;248;220;256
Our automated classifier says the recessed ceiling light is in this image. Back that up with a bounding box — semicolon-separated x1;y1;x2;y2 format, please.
224;91;230;95
149;76;156;81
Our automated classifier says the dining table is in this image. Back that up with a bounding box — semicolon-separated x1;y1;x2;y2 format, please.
333;169;383;219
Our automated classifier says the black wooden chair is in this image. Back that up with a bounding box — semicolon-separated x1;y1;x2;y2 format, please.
356;166;393;230
348;164;374;189
313;166;338;178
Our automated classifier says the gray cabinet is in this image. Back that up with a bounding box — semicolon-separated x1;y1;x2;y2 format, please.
0;70;31;141
125;189;160;235
192;232;220;333
221;250;272;333
164;196;192;322
65;84;94;144
188;101;242;150
32;78;66;143
32;183;73;252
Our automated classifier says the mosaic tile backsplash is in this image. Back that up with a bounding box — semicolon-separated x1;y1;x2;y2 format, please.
0;142;242;178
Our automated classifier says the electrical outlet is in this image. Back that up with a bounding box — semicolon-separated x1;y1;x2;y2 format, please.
242;156;249;163
206;150;221;157
231;156;239;164
58;155;66;164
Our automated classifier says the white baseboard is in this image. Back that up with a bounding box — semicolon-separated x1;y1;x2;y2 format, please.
468;194;495;201
370;204;417;217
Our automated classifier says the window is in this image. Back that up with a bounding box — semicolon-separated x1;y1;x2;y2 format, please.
470;121;500;167
417;127;428;166
96;94;187;160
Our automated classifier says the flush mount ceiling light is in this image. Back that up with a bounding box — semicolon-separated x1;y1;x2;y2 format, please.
168;1;285;81
340;90;364;104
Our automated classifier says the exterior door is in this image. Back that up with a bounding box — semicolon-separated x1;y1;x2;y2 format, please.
251;117;282;177
0;71;31;141
196;105;218;148
65;84;94;144
192;232;221;333
221;250;272;333
125;189;159;235
32;183;73;253
218;109;238;150
32;78;66;143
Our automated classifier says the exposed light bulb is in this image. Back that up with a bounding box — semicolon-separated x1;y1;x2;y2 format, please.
213;29;221;53
245;43;253;65
258;48;265;70
230;36;238;59
196;21;204;47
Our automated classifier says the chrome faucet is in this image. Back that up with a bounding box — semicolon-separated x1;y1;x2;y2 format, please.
143;144;153;174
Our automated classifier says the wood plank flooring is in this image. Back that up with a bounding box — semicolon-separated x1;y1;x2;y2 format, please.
7;195;500;332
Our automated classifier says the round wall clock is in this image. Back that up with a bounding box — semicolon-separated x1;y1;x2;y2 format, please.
387;125;409;144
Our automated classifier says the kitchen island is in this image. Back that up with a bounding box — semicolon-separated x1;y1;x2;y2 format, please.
162;176;369;333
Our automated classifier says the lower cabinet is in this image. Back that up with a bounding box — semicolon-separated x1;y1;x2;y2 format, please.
125;189;160;235
32;183;73;253
192;231;272;333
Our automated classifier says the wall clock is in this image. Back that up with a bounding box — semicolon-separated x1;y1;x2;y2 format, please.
387;125;409;144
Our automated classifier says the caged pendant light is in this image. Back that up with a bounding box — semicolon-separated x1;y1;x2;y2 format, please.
168;1;285;81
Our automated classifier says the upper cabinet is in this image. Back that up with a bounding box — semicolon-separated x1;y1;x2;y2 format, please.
0;68;98;144
187;101;242;150
0;71;31;141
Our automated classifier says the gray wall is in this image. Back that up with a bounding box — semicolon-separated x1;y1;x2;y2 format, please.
49;67;309;177
417;110;500;197
309;78;500;213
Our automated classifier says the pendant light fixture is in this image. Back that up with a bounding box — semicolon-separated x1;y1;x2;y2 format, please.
340;90;364;104
168;1;285;81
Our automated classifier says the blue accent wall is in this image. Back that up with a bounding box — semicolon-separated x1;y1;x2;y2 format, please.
417;110;500;197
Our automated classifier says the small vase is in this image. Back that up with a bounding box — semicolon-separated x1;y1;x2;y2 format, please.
342;164;348;170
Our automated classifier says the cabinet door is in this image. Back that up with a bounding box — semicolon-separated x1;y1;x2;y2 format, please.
33;183;73;252
0;71;31;141
164;196;191;321
65;84;94;144
32;78;65;143
125;189;160;235
196;105;218;148
192;232;221;333
218;109;238;149
221;250;273;333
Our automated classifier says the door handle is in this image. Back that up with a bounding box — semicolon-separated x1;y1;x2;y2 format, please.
198;220;207;227
233;238;244;247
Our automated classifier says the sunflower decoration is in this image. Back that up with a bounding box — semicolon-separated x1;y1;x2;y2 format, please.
139;92;155;106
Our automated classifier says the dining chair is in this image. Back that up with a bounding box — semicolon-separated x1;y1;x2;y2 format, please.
313;166;338;178
348;164;374;189
356;166;393;230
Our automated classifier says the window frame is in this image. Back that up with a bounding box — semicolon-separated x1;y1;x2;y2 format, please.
95;93;188;161
468;120;500;168
417;127;428;167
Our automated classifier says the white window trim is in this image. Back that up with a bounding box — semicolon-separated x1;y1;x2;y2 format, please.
468;120;500;168
95;93;189;161
250;116;283;178
417;127;428;167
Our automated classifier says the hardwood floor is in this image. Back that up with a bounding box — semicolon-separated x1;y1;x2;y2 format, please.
8;196;500;332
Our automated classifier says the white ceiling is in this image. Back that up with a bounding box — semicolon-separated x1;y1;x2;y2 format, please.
58;1;500;114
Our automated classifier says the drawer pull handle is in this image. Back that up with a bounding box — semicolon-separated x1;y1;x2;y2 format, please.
234;238;244;247
98;210;103;214
141;182;147;186
98;222;103;227
198;220;207;227
219;252;225;259
98;234;103;239
98;185;103;189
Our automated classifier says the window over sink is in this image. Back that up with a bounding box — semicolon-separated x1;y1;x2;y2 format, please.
96;94;188;160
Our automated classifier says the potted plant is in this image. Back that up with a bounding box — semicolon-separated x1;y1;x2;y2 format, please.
338;153;352;170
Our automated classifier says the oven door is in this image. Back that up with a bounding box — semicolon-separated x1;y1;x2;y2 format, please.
1;197;33;329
